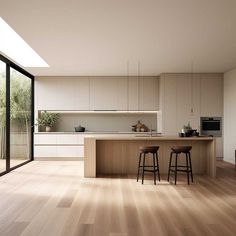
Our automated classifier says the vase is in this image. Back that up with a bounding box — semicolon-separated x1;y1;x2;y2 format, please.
45;126;51;132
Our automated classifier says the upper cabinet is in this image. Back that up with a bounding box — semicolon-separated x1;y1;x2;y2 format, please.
128;76;159;111
36;76;90;110
139;76;159;110
200;74;223;116
36;76;160;111
89;77;128;110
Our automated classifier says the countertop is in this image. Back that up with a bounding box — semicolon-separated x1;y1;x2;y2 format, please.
84;134;214;141
34;131;160;135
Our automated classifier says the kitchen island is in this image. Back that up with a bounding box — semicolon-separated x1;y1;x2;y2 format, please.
84;135;216;178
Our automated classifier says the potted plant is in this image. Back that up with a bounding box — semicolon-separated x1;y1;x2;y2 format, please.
36;111;59;132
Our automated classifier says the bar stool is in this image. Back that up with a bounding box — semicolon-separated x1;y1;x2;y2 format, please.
167;146;193;185
137;146;160;185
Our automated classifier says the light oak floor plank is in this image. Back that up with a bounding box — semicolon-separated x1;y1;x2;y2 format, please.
0;160;235;236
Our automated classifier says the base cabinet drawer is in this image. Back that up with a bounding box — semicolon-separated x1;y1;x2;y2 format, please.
34;135;57;145
34;145;84;158
57;146;84;157
34;146;57;157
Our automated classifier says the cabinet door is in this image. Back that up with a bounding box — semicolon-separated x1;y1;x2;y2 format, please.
139;77;159;110
90;77;118;110
34;134;57;145
34;146;57;157
36;77;61;110
200;74;223;116
163;75;177;135
90;77;128;110
36;76;90;110
128;77;139;110
116;77;128;110
74;77;90;110
176;74;201;131
176;75;192;132
57;146;84;158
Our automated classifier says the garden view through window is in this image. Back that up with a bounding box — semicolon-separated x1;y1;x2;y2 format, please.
0;58;33;174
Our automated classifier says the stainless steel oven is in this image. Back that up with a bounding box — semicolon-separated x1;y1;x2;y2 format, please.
200;117;222;137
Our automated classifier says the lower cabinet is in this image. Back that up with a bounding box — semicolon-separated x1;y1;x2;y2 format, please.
34;134;84;160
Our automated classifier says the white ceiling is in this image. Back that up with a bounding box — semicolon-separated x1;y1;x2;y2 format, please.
1;0;236;76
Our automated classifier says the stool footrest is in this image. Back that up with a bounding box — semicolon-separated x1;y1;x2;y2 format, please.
169;169;191;173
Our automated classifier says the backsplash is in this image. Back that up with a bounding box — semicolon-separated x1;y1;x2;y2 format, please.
53;113;157;132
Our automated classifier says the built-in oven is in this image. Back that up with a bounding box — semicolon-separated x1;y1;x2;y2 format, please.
200;117;222;137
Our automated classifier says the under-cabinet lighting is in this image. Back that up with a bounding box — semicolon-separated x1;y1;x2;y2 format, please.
43;110;160;114
0;17;49;67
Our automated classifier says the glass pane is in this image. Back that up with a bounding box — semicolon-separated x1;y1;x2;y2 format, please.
0;61;6;173
10;68;32;168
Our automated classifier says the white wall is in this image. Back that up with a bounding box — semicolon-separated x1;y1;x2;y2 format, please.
224;68;236;164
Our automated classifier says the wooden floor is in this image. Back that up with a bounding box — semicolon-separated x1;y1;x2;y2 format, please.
0;161;235;236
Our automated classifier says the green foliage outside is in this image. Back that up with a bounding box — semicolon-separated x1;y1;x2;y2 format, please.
0;69;31;159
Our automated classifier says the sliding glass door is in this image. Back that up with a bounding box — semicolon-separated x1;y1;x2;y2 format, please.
10;68;32;168
0;61;6;174
0;54;34;176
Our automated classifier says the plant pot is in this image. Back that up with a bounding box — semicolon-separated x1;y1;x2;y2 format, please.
45;126;51;132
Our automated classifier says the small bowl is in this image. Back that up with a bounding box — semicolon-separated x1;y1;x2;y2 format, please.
75;126;85;132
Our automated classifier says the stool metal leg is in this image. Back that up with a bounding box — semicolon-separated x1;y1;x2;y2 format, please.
137;153;142;182
235;150;236;171
142;153;146;184
175;153;178;185
167;152;173;181
153;153;156;185
188;152;193;182
156;152;161;181
185;153;190;185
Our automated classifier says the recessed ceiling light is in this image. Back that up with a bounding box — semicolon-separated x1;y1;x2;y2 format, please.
0;17;49;67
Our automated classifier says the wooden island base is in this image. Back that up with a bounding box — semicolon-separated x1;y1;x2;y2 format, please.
84;136;216;178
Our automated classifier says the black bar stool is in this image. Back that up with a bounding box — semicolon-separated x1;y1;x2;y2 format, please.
167;146;193;185
137;146;160;185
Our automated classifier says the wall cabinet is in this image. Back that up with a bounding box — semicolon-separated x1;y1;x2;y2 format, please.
89;76;159;110
36;76;90;110
139;76;159;110
89;77;128;110
36;76;159;112
200;74;223;116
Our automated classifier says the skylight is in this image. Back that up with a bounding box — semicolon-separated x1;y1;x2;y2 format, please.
0;17;49;67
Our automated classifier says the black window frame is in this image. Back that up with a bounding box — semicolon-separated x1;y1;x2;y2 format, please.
0;53;34;176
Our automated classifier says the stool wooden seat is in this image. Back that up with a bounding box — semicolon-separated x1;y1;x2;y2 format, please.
140;146;159;153
137;146;160;185
171;146;192;153
168;146;193;185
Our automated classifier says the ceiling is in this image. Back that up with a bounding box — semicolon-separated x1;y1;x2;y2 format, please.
1;0;236;76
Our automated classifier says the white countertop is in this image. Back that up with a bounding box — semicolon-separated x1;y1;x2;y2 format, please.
34;131;156;135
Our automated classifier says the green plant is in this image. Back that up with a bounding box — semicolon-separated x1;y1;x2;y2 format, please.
183;122;192;130
37;111;59;127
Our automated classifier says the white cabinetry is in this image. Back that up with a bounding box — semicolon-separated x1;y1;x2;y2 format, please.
36;77;90;110
160;73;223;157
128;77;139;110
139;76;159;110
200;74;223;116
160;73;223;134
34;134;85;160
36;76;159;112
89;76;159;111
89;77;128;110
